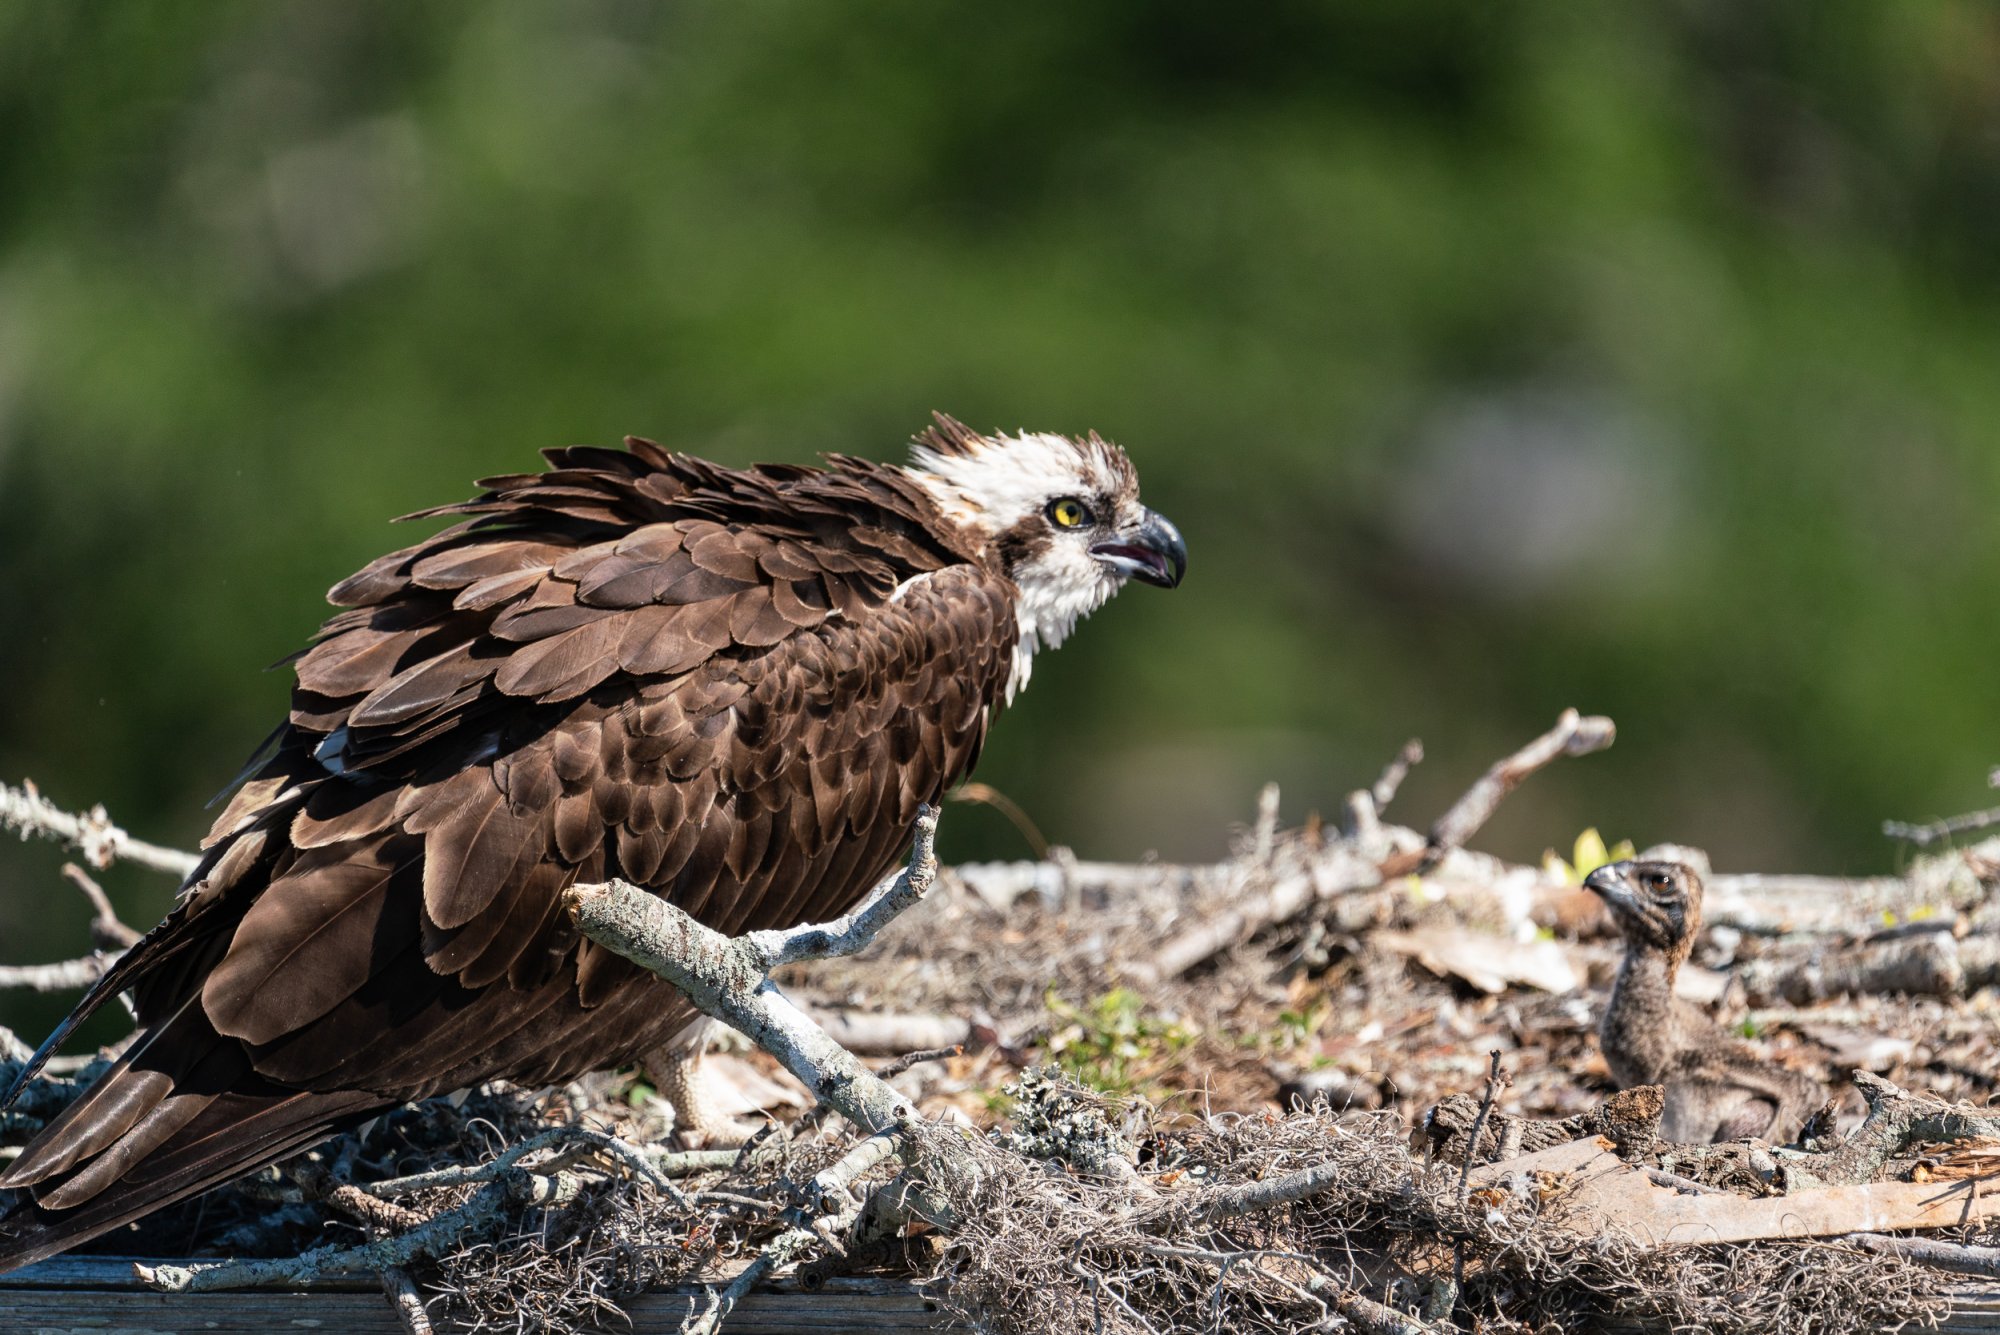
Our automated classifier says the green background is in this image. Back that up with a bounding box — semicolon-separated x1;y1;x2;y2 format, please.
4;2;1998;1039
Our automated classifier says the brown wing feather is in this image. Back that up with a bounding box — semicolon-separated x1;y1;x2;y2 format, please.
0;442;1016;1275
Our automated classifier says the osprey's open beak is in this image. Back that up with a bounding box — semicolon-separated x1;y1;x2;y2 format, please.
1092;508;1187;589
1582;861;1637;907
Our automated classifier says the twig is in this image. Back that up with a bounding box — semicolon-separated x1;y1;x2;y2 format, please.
1171;1154;1367;1227
61;863;141;948
1458;1051;1511;1202
1884;806;2000;850
740;809;942;970
139;1178;518;1291
1424;709;1615;865
351;1124;692;1209
0;954;111;993
1843;1231;2000;1278
950;782;1050;860
0;778;199;879
1644;1167;1723;1196
690;1132;906;1335
326;1183;431;1232
873;1044;961;1083
1252;783;1281;868
1372;739;1424;810
807;1128;907;1215
1313;1280;1447;1335
811;1010;972;1055
0;864;143;992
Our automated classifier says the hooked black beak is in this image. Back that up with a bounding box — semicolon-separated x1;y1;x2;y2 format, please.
1091;508;1187;589
1582;861;1637;906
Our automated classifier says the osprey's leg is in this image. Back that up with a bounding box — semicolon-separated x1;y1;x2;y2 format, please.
641;1018;759;1148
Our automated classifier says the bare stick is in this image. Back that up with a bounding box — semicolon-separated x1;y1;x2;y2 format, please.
741;808;941;969
0;863;144;993
564;808;939;1137
350;1124;691;1208
139;1178;518;1291
873;1044;962;1081
811;1010;971;1055
689;1129;908;1335
1884;806;2000;850
0;955;110;993
1317;1281;1448;1335
1425;709;1615;863
61;863;141;948
325;1184;430;1233
0;778;199;879
1843;1231;2000;1278
1252;783;1281;867
1176;1159;1354;1226
1781;1071;2000;1189
141;1123;692;1292
1372;739;1424;810
1458;1052;1511;1202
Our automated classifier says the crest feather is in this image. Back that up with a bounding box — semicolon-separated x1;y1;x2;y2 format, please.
914;411;986;459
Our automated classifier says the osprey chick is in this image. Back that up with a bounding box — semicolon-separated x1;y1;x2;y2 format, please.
0;414;1185;1270
1586;860;1822;1143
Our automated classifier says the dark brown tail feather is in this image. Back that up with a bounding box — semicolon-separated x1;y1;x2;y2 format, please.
0;1084;385;1274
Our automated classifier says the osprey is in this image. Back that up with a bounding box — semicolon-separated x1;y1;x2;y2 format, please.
0;415;1185;1269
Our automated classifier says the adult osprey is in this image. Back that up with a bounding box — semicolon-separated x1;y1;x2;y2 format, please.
0;415;1185;1269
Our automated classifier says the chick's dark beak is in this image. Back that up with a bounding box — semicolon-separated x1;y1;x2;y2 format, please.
1582;861;1637;906
1091;508;1187;589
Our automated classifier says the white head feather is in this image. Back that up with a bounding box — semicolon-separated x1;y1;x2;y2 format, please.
906;425;1148;701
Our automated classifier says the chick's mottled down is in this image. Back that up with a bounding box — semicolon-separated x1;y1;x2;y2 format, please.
1585;859;1823;1144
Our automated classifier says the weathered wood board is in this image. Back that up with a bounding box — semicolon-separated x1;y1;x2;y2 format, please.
0;1256;961;1334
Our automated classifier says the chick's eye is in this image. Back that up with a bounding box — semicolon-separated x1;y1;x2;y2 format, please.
1048;497;1092;529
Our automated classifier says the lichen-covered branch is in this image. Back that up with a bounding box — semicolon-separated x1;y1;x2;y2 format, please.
137;1177;519;1292
1781;1071;2000;1189
564;807;940;1136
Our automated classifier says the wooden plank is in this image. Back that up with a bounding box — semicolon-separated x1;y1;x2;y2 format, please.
0;1258;962;1333
3;1254;379;1290
1;1288;407;1334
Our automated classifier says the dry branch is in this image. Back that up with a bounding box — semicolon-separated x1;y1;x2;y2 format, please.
1422;708;1617;867
1734;931;1967;1003
1781;1071;2000;1189
0;779;198;879
565;807;942;1138
0;955;110;993
1842;1231;2000;1278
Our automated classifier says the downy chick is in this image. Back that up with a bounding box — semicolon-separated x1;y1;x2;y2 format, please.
1584;859;1822;1143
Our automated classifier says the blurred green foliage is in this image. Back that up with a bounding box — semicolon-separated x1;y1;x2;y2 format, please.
4;2;2000;1041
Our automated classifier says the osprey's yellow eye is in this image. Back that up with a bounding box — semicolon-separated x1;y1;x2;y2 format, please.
1048;497;1092;529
